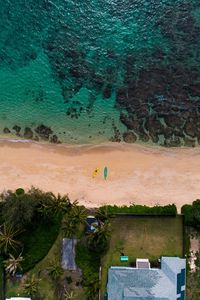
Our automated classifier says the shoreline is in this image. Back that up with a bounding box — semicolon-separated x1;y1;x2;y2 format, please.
0;138;200;211
0;134;199;150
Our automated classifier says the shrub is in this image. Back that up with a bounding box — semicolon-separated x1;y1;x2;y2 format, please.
182;200;200;229
2;192;38;229
181;204;194;226
15;188;25;196
66;276;72;284
75;242;100;300
99;204;177;216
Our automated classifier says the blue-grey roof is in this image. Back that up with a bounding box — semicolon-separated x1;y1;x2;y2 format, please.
107;257;186;300
61;238;77;270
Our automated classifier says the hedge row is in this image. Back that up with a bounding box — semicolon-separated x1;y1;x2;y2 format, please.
99;203;177;216
181;199;200;228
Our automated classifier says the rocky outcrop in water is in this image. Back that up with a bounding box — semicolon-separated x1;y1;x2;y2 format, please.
3;127;10;134
123;131;137;143
116;63;200;146
24;127;33;139
13;125;21;135
35;124;53;140
50;134;61;144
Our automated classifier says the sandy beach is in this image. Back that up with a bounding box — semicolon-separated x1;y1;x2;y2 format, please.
0;140;199;211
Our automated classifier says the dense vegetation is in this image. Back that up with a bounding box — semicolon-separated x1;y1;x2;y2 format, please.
76;243;100;300
0;187;110;300
2;187;200;300
182;200;200;229
98;203;177;216
0;187;71;299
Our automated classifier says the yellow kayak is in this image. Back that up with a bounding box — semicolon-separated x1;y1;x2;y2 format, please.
92;167;99;178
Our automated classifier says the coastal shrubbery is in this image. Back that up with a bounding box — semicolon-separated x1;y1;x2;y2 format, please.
0;187;69;273
98;203;177;216
181;200;200;229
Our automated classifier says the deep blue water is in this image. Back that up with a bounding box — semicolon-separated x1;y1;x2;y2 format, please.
0;0;200;145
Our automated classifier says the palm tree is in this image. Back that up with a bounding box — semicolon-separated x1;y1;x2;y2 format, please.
63;289;76;300
69;205;87;226
23;275;41;297
62;220;77;238
48;261;63;280
49;193;71;216
62;204;87;238
4;253;23;276
0;224;22;254
87;221;110;253
96;206;112;221
37;199;54;219
85;274;99;300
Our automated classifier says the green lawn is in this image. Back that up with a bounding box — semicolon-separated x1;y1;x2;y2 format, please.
101;215;184;299
20;216;62;272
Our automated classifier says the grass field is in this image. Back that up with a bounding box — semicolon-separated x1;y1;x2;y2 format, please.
101;215;184;298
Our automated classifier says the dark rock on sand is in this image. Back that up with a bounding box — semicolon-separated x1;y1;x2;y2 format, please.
33;136;39;141
24;127;34;139
13;125;21;134
35;124;53;140
50;134;61;144
164;136;181;147
139;130;149;142
183;137;196;147
163;127;174;139
149;132;159;144
123;131;137;143
3;127;11;134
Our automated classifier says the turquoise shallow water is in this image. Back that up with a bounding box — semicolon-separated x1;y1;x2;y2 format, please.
0;0;200;145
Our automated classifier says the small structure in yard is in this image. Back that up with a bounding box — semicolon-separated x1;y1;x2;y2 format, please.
62;238;77;271
120;256;129;262
136;258;150;269
85;216;99;233
107;256;186;300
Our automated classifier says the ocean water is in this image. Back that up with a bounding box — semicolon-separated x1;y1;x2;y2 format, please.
0;0;200;145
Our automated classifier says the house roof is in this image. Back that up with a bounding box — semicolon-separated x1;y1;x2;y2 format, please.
61;238;77;271
107;257;186;300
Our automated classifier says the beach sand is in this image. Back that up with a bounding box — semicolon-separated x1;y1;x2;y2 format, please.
0;140;199;211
